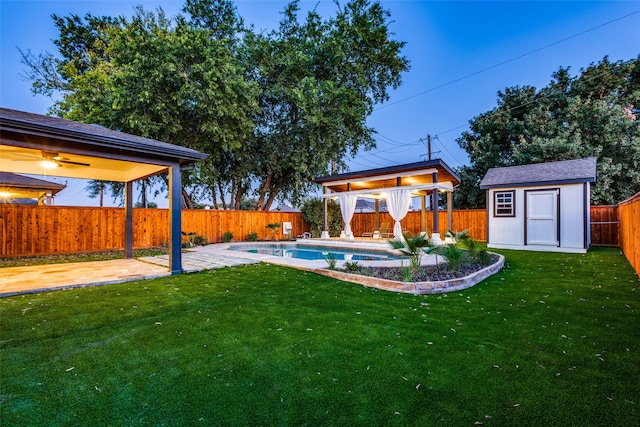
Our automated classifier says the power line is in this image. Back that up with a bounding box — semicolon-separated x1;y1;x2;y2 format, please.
374;9;640;112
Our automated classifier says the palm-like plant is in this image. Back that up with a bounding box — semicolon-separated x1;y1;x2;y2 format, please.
389;232;432;274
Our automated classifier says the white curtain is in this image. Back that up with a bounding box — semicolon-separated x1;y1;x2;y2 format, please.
387;189;412;238
339;194;358;239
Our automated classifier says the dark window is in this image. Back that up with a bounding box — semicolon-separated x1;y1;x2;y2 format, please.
494;191;515;217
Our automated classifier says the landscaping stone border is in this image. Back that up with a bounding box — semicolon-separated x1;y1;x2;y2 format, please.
315;253;505;294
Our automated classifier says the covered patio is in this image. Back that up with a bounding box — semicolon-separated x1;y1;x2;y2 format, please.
0;108;207;273
315;160;461;244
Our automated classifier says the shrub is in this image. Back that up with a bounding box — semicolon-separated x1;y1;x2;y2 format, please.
300;198;342;237
344;261;360;273
388;232;432;272
325;252;337;270
222;232;234;243
247;232;258;242
266;223;281;240
440;244;464;272
192;234;208;246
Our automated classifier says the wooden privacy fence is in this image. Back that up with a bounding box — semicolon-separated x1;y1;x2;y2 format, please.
0;206;307;257
0;205;630;258
349;210;487;241
590;205;619;246
617;192;640;276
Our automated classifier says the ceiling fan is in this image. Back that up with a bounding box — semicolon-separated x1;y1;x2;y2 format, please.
12;150;91;168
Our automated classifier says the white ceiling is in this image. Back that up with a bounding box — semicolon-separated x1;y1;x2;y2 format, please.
0;144;168;182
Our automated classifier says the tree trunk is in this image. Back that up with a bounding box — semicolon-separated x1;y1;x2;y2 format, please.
235;186;244;210
263;176;284;211
140;180;147;208
256;173;273;211
181;187;193;209
218;181;227;210
210;185;219;210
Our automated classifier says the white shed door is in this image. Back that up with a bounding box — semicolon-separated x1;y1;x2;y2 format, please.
526;190;559;246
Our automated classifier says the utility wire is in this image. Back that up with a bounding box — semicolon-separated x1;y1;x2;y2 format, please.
349;10;640;169
374;9;640;112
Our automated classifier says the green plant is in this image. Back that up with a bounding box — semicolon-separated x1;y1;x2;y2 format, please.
388;232;432;272
192;234;208;246
325;252;337;270
181;231;197;247
300;198;343;237
440;243;465;271
401;261;413;282
447;229;491;266
266;223;281;240
222;231;234;243
344;261;361;273
247;232;258;242
475;247;492;265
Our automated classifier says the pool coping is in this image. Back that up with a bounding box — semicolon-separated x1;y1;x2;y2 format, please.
192;240;504;294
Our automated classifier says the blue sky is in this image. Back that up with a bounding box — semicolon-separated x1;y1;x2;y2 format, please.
1;0;639;207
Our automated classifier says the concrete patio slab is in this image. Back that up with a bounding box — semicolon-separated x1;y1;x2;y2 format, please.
0;252;260;297
0;259;171;297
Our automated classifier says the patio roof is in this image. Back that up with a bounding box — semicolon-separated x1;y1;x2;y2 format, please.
315;159;461;197
0;171;66;201
0;108;206;181
0;107;208;274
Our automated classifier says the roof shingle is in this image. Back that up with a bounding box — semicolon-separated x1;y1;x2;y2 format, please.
479;157;597;189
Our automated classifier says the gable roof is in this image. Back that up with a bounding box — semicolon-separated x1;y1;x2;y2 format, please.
479;157;597;189
0;172;66;192
1;108;208;181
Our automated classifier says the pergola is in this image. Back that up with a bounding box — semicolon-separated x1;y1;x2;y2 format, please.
314;159;461;243
0;108;207;273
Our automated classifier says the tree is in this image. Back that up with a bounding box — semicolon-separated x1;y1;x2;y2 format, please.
455;56;640;208
20;0;409;209
21;2;259;208
232;0;409;210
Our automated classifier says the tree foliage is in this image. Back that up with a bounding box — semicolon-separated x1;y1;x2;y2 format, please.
455;56;640;208
20;0;409;209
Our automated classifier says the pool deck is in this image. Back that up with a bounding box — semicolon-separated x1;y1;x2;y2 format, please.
0;238;503;297
0;239;398;297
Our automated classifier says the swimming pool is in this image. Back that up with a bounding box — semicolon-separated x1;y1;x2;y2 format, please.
227;243;406;261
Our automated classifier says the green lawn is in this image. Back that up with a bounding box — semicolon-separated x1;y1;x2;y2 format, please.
1;247;638;426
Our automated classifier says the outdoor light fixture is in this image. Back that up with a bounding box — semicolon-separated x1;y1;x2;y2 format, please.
40;159;59;169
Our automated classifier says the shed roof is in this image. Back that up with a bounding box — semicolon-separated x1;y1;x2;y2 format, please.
479;157;597;189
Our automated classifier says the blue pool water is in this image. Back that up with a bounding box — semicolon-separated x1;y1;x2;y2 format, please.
228;244;405;261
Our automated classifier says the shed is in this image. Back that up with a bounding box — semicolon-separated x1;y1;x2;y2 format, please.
479;157;597;253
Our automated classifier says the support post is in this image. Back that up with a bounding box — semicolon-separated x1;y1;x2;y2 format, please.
421;194;427;234
124;180;133;259
431;172;442;245
321;187;330;239
168;164;182;274
447;191;453;232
